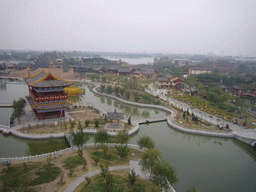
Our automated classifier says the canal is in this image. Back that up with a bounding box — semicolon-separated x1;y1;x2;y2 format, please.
0;80;256;191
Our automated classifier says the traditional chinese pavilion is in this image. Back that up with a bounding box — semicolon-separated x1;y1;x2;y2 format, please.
106;109;124;126
23;69;74;120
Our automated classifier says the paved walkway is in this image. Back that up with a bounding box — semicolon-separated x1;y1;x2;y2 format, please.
64;160;149;192
147;84;256;139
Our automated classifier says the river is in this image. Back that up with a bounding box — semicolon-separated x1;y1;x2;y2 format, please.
0;80;256;191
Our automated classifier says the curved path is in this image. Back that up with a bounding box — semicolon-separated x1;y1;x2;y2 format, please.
64;160;175;192
64;165;130;192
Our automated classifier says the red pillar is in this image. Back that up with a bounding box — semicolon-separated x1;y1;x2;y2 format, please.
62;110;65;117
111;119;112;125
37;113;40;120
43;112;46;120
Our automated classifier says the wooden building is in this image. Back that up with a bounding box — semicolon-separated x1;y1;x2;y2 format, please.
23;69;74;120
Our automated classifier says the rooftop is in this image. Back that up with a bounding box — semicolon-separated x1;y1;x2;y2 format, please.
106;109;124;120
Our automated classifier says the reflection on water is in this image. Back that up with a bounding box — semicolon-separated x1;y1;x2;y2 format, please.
75;84;169;120
100;97;105;104
141;110;150;118
67;95;84;104
107;98;112;106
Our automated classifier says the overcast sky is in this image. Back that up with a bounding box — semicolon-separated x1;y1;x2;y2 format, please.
1;0;256;56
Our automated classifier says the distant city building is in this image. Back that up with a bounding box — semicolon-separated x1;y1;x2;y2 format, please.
188;67;212;76
157;75;184;90
213;60;235;71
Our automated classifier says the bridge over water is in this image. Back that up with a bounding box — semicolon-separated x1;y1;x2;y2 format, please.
0;103;13;108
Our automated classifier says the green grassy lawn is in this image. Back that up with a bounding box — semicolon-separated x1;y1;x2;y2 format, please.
0;162;61;191
75;169;161;192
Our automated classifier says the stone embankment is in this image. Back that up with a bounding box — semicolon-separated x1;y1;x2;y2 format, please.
0;143;144;163
1;81;255;151
92;84;256;147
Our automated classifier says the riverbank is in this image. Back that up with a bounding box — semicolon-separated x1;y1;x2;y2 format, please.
1;79;255;152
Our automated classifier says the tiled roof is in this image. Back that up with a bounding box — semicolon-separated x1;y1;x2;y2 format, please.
32;80;72;87
34;102;72;110
26;95;71;110
23;70;74;87
25;96;36;107
118;68;131;73
157;77;169;82
24;71;47;85
106;109;124;120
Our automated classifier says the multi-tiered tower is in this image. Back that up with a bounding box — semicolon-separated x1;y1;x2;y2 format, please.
23;69;74;120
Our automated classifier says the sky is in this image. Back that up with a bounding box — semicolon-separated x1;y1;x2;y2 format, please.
1;0;256;56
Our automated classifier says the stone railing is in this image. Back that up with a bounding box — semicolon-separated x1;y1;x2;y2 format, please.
166;117;233;138
0;143;145;163
92;85;175;115
10;129;65;139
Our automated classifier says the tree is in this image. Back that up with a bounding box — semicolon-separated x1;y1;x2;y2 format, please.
85;120;90;127
95;120;99;128
116;129;130;145
106;173;114;191
81;157;87;170
100;85;105;93
115;145;130;160
92;156;100;165
63;157;80;176
128;169;137;187
72;127;89;150
140;149;161;179
77;121;82;130
94;129;109;147
126;90;131;99
70;120;76;129
107;85;113;94
85;177;91;186
183;111;186;119
152;160;178;191
186;184;200;192
137;136;155;149
114;86;119;96
100;163;109;180
12;98;26;121
120;88;125;96
128;116;131;125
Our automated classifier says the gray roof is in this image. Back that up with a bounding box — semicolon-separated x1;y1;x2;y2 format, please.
232;86;244;90
157;77;170;82
32;80;71;87
219;85;229;89
106;109;124;120
34;102;71;110
166;74;174;78
24;71;47;85
26;96;36;106
118;68;131;73
190;67;212;71
26;95;71;110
